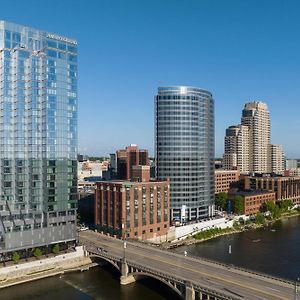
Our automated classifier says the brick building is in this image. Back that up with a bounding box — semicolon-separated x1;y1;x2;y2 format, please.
244;176;300;204
116;144;149;180
229;190;275;215
215;169;240;194
95;178;170;240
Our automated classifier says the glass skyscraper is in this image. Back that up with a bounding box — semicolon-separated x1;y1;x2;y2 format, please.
0;21;77;253
155;86;214;222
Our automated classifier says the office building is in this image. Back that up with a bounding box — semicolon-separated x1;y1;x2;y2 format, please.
285;159;298;170
244;175;300;204
0;21;77;253
95;172;170;241
116;144;149;180
284;169;300;177
155;86;215;221
215;169;240;194
229;190;275;215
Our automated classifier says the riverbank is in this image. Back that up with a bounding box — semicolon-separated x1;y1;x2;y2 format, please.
0;246;92;289
163;210;300;249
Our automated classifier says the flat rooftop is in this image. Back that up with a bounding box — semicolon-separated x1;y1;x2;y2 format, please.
96;179;168;186
230;189;275;196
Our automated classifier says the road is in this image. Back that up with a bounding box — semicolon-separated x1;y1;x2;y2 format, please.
80;231;295;300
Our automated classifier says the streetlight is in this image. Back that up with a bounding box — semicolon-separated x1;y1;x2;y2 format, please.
295;277;300;300
123;240;127;263
122;221;127;262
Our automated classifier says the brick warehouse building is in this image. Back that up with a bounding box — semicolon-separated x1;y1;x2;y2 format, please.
229;190;276;215
244;176;300;204
95;179;170;240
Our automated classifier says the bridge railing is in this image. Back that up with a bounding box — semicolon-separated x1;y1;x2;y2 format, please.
128;261;240;300
85;243;241;300
120;238;295;286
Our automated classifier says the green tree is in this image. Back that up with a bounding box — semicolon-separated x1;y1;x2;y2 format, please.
12;251;20;264
264;201;281;219
33;248;42;258
278;200;293;212
272;205;282;219
255;212;265;225
215;192;228;210
265;201;277;212
52;244;60;255
234;195;244;215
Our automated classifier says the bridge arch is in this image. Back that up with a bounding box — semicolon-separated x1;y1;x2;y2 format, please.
89;254;121;273
127;271;183;298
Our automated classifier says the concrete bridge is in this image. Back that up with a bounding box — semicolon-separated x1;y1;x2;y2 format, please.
80;231;296;300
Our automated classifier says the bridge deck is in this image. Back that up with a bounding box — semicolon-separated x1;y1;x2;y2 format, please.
80;231;295;300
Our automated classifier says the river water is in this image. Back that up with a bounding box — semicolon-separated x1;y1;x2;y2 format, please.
1;216;299;300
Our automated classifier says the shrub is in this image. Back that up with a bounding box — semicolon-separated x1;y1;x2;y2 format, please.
255;213;265;225
12;251;20;263
33;248;42;258
52;244;60;255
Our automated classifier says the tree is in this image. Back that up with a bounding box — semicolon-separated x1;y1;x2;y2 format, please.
52;244;60;255
264;201;281;219
12;252;20;264
255;213;265;225
234;195;244;215
33;248;42;259
265;201;277;212
278;200;293;212
215;192;228;210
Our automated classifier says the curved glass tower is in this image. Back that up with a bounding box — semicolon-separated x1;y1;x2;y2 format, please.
155;86;214;222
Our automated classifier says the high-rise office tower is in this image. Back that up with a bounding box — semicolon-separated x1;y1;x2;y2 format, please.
155;86;215;222
241;102;270;173
223;125;250;173
0;21;77;253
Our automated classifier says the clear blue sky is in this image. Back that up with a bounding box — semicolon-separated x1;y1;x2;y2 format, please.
2;0;300;157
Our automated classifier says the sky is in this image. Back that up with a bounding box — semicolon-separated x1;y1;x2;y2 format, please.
1;0;300;158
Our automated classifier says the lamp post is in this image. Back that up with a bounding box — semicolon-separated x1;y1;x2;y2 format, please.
123;240;127;263
295;277;300;300
122;221;126;263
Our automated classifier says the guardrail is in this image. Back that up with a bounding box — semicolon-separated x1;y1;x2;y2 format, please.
123;238;295;286
80;233;295;291
84;241;241;300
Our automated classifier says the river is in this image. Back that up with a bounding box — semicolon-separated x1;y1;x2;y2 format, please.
1;216;299;300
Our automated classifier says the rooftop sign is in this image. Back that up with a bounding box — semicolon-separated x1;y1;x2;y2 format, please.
46;34;77;45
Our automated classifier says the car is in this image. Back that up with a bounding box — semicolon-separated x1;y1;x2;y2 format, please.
79;226;89;231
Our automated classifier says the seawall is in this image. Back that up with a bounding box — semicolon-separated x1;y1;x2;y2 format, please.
0;246;92;289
